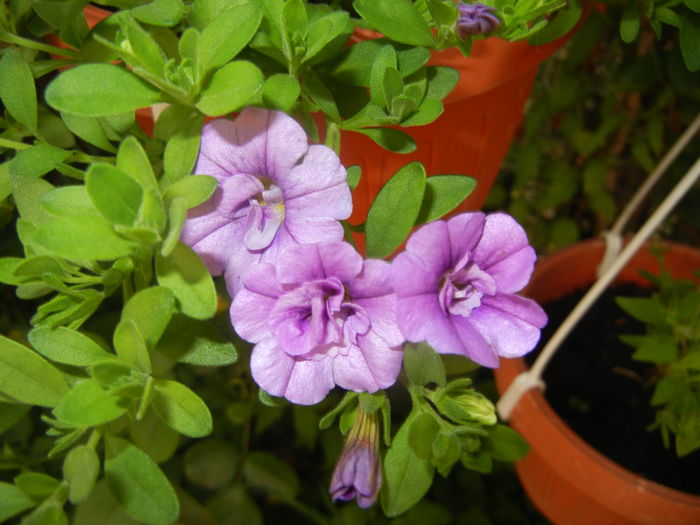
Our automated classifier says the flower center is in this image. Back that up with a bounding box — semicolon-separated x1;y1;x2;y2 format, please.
242;176;286;251
438;260;496;317
269;277;370;358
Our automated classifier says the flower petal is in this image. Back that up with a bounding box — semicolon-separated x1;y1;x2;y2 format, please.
250;338;295;399
230;264;283;342
472;213;536;293
470;293;548;358
197;108;308;180
284;355;336;405
276;242;363;285
449;315;499;367
333;333;403;392
283;145;352;220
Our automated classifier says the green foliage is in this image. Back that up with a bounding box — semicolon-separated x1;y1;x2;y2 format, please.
617;270;700;456
491;7;700;252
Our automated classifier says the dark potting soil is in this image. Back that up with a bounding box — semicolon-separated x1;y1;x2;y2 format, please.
525;283;700;495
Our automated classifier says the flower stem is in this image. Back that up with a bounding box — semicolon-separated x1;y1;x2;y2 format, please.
0;28;78;59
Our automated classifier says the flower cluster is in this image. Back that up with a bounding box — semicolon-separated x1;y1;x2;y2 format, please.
182;107;546;508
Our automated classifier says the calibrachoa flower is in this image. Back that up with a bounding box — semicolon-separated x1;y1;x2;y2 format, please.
230;242;404;405
391;212;547;367
181;107;352;294
330;407;382;508
456;2;501;38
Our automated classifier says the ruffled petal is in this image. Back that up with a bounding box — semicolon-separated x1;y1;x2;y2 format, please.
449;315;499;367
283;216;345;245
230;264;283;342
284;355;336;405
250;338;295;399
391;251;441;298
197;109;308;180
445;212;486;264
276;242;363;285
397;293;468;355
470;293;548;358
333;333;402;392
472;213;536;293
283;145;352;220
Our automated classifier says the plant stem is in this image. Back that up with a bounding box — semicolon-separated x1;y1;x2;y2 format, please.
0;29;78;59
0;137;31;151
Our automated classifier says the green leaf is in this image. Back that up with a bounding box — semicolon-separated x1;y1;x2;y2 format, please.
73;480;139;525
408;412;439;459
198;2;262;75
115;12;166;76
64;445;100;504
403;342;446;387
354;0;435;47
0;49;38;133
132;0;185;27
303;11;350;63
382;412;435;517
156;242;217;320
400;97;444;127
53;379;129;427
487;424;529;462
0;403;31;435
160;108;204;186
151;378;213;438
0;334;69;407
416;175;476;224
128;409;180;464
46;64;164;116
122;286;175;348
161;197;187;257
162;175;217;209
117;136;158;192
155;314;237;366
86;163;144;226
184;438;238;489
14;472;60;499
680;13;700;71
61;113;117;153
40;185;100;217
620;5;640;43
0;481;35;522
356;127;416;153
243;451;300;500
615;296;666;325
114;319;152;373
28;326;113;367
196;60;263;116
104;438;180;525
262;74;300;112
365;162;426;258
33;214;135;261
9;142;71;180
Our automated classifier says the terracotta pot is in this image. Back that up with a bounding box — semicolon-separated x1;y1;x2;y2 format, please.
342;23;583;227
494;238;700;525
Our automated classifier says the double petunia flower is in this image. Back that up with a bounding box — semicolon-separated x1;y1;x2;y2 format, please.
182;108;546;408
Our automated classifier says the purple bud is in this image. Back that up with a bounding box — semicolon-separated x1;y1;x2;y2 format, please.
456;3;501;38
330;408;381;508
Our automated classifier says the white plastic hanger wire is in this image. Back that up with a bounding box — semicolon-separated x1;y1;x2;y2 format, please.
497;113;700;421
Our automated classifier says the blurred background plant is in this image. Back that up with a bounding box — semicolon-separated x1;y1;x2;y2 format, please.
488;4;700;252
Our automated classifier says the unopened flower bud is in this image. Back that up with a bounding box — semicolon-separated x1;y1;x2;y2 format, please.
330;407;382;508
456;3;501;38
436;387;497;426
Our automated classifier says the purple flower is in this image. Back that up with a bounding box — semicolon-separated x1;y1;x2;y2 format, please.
456;3;501;38
230;242;404;405
391;212;547;368
330;407;381;508
181;107;352;295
